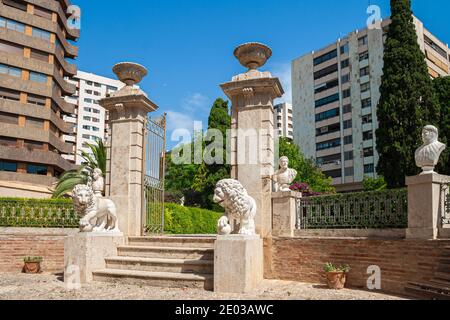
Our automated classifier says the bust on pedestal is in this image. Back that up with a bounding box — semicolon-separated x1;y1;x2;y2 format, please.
272;156;297;192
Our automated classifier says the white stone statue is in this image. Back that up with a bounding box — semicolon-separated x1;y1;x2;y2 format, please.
72;184;120;233
272;156;298;192
88;168;104;198
213;179;257;236
415;125;446;175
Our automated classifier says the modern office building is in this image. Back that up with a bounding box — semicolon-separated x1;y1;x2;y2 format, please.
292;16;450;192
0;0;79;197
274;102;293;140
63;71;123;165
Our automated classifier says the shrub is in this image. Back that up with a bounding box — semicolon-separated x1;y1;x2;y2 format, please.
323;262;350;273
164;203;223;234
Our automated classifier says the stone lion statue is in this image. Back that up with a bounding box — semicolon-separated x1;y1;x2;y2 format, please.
72;184;119;233
213;179;257;236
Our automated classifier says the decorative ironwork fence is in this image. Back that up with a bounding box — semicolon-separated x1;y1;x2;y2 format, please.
0;199;78;228
441;182;450;226
143;114;166;234
296;189;408;229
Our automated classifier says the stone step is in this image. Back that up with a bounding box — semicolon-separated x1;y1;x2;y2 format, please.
128;236;216;248
105;256;214;274
93;269;213;290
434;272;450;282
405;282;450;300
117;245;214;260
429;278;450;288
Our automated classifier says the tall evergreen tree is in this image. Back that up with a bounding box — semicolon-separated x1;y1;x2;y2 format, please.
434;76;450;175
376;0;439;188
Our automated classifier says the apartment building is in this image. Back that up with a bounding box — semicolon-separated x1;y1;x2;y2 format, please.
0;0;79;197
63;71;123;165
292;16;450;192
274;102;293;140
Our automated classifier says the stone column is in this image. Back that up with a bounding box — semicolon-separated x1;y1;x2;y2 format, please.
220;43;284;238
100;63;158;237
272;191;302;237
406;173;449;240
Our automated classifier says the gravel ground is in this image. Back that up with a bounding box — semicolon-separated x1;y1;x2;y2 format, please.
0;273;408;300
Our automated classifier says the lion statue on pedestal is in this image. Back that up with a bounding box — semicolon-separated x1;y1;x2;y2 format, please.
213;179;257;236
72;184;119;233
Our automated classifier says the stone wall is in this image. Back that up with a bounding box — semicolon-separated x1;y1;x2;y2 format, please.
265;236;450;296
0;228;77;273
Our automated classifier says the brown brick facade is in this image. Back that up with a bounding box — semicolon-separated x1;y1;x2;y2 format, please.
265;237;450;296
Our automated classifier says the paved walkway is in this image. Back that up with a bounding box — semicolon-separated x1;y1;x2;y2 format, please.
0;273;408;300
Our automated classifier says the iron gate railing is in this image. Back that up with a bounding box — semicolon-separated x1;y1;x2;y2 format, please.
143;113;166;234
441;182;450;226
296;189;408;229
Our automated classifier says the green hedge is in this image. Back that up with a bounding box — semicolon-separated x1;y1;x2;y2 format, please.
0;197;78;228
164;203;223;234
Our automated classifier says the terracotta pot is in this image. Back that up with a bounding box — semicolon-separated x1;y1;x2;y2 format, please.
23;262;41;274
325;272;347;290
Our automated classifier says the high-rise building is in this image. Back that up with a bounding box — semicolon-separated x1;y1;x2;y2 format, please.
63;71;124;165
274;102;293;140
0;0;79;197
292;16;450;192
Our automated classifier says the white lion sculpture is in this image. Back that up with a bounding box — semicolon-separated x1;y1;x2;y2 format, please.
213;179;257;236
72;184;119;233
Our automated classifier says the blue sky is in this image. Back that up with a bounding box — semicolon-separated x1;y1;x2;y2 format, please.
73;0;450;148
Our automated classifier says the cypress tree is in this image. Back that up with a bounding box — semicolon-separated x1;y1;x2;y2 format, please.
376;0;439;188
434;76;450;175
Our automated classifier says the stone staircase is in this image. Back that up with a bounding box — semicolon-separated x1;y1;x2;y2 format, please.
405;246;450;300
92;235;216;290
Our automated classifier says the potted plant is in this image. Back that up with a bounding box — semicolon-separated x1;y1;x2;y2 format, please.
323;262;350;290
23;256;43;274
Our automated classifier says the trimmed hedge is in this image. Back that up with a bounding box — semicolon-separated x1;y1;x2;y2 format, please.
164;203;223;234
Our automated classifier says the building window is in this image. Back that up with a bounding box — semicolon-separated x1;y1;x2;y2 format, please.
82;134;90;139
424;35;448;59
0;39;23;55
0;87;20;101
0;18;26;33
316;138;341;151
27;93;46;106
363;130;373;141
83;116;91;121
32;28;51;41
342;89;351;98
0;64;21;77
84;107;92;112
84;98;93;103
344;151;354;161
362;114;373;124
29;71;47;84
358;35;368;46
93;91;101;96
317;153;341;166
92;127;100;132
314;79;339;94
343;119;352;129
364;147;374;158
86;81;93;86
30;49;49;62
361;82;370;93
315;93;340;108
27;164;48;175
364;164;375;174
362;98;372;109
316;108;340;122
323;169;342;178
359;51;369;61
83;125;91;130
343;104;352;114
314;49;338;66
341;74;350;84
360;66;370;77
0;111;18;124
26;117;44;128
314;64;338;80
341;59;349;69
24;140;43;151
94;83;102;88
345;167;354;176
344;135;353;145
3;0;27;11
316;122;340;136
85;89;93;94
340;43;349;55
92;108;100;114
0;161;17;172
33;5;53;20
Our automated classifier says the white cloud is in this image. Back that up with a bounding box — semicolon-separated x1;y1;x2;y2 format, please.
272;62;292;105
182;92;209;112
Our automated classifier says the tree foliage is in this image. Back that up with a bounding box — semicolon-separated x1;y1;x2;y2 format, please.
363;176;388;191
278;137;335;193
376;0;440;188
434;76;450;175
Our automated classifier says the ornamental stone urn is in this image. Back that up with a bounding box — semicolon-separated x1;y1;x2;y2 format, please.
112;62;148;86
233;42;272;71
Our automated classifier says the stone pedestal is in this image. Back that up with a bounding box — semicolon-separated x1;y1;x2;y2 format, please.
214;235;263;293
406;173;449;239
100;63;158;237
272;191;302;237
64;232;124;284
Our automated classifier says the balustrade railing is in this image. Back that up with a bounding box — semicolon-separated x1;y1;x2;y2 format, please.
441;182;450;226
0;199;78;228
296;189;408;229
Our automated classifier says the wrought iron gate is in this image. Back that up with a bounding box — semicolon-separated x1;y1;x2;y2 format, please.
143;113;166;234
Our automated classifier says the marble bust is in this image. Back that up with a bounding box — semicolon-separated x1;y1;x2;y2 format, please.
415;125;446;175
273;156;298;192
88;168;104;197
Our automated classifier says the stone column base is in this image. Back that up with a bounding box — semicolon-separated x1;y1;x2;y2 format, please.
406;227;438;240
64;232;124;285
272;191;302;237
214;235;263;293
